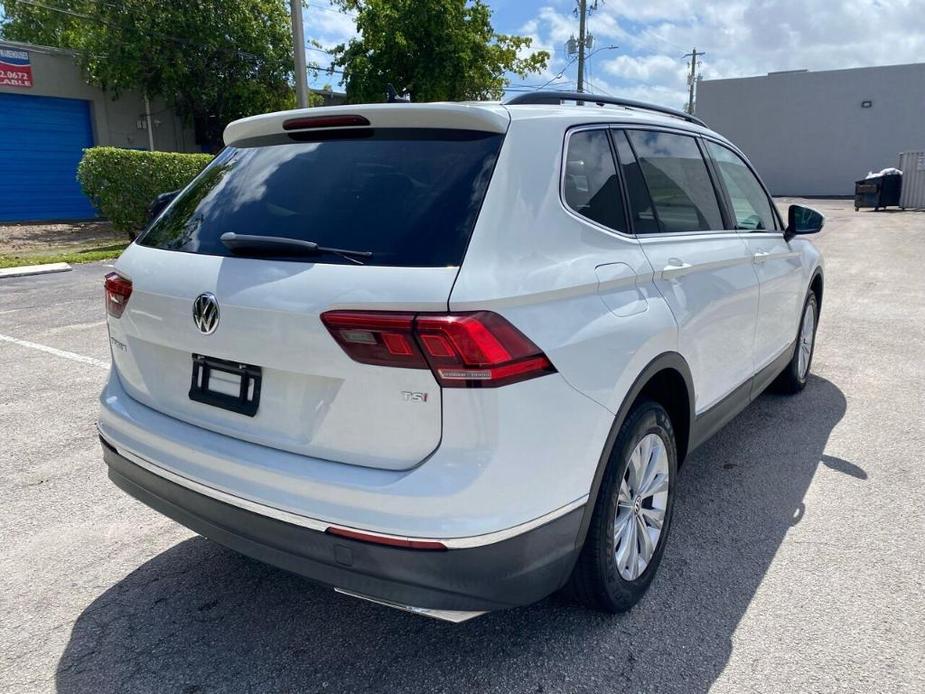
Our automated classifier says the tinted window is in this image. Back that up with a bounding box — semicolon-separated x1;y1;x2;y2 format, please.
613;130;660;234
563;129;626;231
706;141;777;231
138;129;503;267
626;130;724;233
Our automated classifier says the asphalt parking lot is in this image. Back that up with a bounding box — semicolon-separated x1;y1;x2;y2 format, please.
1;199;923;693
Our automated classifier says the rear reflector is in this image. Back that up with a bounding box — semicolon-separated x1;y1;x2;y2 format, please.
282;114;370;130
104;272;132;318
321;310;555;388
325;527;447;551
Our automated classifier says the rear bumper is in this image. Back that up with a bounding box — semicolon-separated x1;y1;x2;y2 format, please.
98;366;609;540
102;437;583;614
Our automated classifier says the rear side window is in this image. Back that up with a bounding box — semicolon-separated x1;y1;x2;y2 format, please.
705;141;778;231
613;131;660;234
563;129;626;231
138;129;504;267
626;130;724;233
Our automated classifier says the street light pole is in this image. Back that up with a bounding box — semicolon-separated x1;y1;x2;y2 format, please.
290;0;309;108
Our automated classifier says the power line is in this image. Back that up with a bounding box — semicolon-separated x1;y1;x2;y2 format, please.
646;29;686;53
12;0;343;94
305;44;336;55
583;78;615;97
535;54;580;90
306;2;356;18
11;0;268;63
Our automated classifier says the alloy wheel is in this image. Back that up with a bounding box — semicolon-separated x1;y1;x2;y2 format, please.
614;433;670;581
798;301;816;380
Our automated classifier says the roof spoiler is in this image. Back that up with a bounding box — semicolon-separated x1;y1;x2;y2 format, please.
224;103;510;146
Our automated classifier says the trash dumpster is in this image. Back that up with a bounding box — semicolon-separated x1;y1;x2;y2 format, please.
855;168;903;211
898;151;925;210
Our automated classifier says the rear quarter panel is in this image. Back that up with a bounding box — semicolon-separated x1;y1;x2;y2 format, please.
451;117;680;481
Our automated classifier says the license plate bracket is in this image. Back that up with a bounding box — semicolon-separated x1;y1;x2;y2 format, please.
189;353;261;417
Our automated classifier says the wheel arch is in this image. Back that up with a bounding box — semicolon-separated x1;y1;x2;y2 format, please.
810;266;824;312
572;352;694;551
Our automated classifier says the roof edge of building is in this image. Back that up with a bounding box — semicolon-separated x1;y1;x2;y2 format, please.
701;60;925;84
0;38;78;57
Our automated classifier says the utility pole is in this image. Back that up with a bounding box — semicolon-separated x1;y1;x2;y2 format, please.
290;0;309;108
576;0;588;93
683;48;704;114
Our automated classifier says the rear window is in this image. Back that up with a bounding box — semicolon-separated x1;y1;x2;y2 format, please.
563;129;627;232
138;128;504;267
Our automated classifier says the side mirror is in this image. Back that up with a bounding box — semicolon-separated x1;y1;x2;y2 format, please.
147;190;180;223
785;204;824;240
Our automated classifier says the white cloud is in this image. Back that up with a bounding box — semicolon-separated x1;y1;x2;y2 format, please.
307;4;358;49
301;1;359;88
516;0;925;107
601;54;686;86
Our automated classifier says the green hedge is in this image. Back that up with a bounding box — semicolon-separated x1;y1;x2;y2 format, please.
77;147;213;238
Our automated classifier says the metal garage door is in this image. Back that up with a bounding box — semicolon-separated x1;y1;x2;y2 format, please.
0;93;97;221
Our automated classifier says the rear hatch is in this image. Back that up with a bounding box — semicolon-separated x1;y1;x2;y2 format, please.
108;107;507;471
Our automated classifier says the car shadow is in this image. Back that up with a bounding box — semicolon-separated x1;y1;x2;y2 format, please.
56;376;854;694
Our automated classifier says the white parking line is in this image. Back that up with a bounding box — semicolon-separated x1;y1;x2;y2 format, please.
0;333;109;369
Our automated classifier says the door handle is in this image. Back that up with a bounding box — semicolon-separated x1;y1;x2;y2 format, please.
661;258;692;279
753;250;771;264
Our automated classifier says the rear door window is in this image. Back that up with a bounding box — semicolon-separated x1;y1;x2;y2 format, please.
705;141;778;231
138;129;504;267
562;129;627;232
625;130;724;233
612;130;660;234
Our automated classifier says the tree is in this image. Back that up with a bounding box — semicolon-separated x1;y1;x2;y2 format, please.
332;0;549;103
0;0;305;149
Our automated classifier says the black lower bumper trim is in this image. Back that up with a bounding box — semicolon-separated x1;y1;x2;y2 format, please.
102;439;583;612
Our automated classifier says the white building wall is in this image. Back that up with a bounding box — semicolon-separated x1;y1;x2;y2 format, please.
696;63;925;196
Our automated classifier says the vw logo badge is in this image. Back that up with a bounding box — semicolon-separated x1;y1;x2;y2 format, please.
192;293;220;335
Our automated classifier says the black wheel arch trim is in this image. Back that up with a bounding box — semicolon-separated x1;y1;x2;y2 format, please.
809;266;824;310
573;351;694;551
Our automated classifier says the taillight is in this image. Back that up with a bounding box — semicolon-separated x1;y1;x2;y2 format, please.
321;310;556;388
104;272;132;318
321;312;428;369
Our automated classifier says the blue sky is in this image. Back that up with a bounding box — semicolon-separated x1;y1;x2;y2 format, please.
304;0;925;110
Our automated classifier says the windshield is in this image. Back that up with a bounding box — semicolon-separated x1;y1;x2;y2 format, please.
138;128;504;267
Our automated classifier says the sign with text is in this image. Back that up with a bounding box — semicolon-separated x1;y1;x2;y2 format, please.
0;48;33;88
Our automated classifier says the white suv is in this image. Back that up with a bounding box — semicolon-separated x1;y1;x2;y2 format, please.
98;92;824;622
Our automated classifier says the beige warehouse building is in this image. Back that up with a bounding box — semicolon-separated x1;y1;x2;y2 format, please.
696;63;925;197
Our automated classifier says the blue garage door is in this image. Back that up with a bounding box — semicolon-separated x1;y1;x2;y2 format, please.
0;93;97;221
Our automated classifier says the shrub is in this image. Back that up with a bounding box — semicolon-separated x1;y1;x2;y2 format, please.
77;147;213;238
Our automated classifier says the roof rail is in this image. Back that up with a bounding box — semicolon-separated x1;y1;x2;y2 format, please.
504;91;707;128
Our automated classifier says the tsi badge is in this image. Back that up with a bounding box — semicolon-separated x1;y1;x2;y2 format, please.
401;391;429;403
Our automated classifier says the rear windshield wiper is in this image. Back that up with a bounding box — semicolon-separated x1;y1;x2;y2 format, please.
220;232;373;265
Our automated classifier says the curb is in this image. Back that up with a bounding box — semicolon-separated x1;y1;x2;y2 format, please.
0;262;73;279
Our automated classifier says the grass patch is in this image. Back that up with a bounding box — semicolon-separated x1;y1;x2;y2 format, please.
0;242;128;269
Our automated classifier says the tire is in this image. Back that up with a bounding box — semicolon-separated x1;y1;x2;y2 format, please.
568;400;678;613
772;292;818;394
